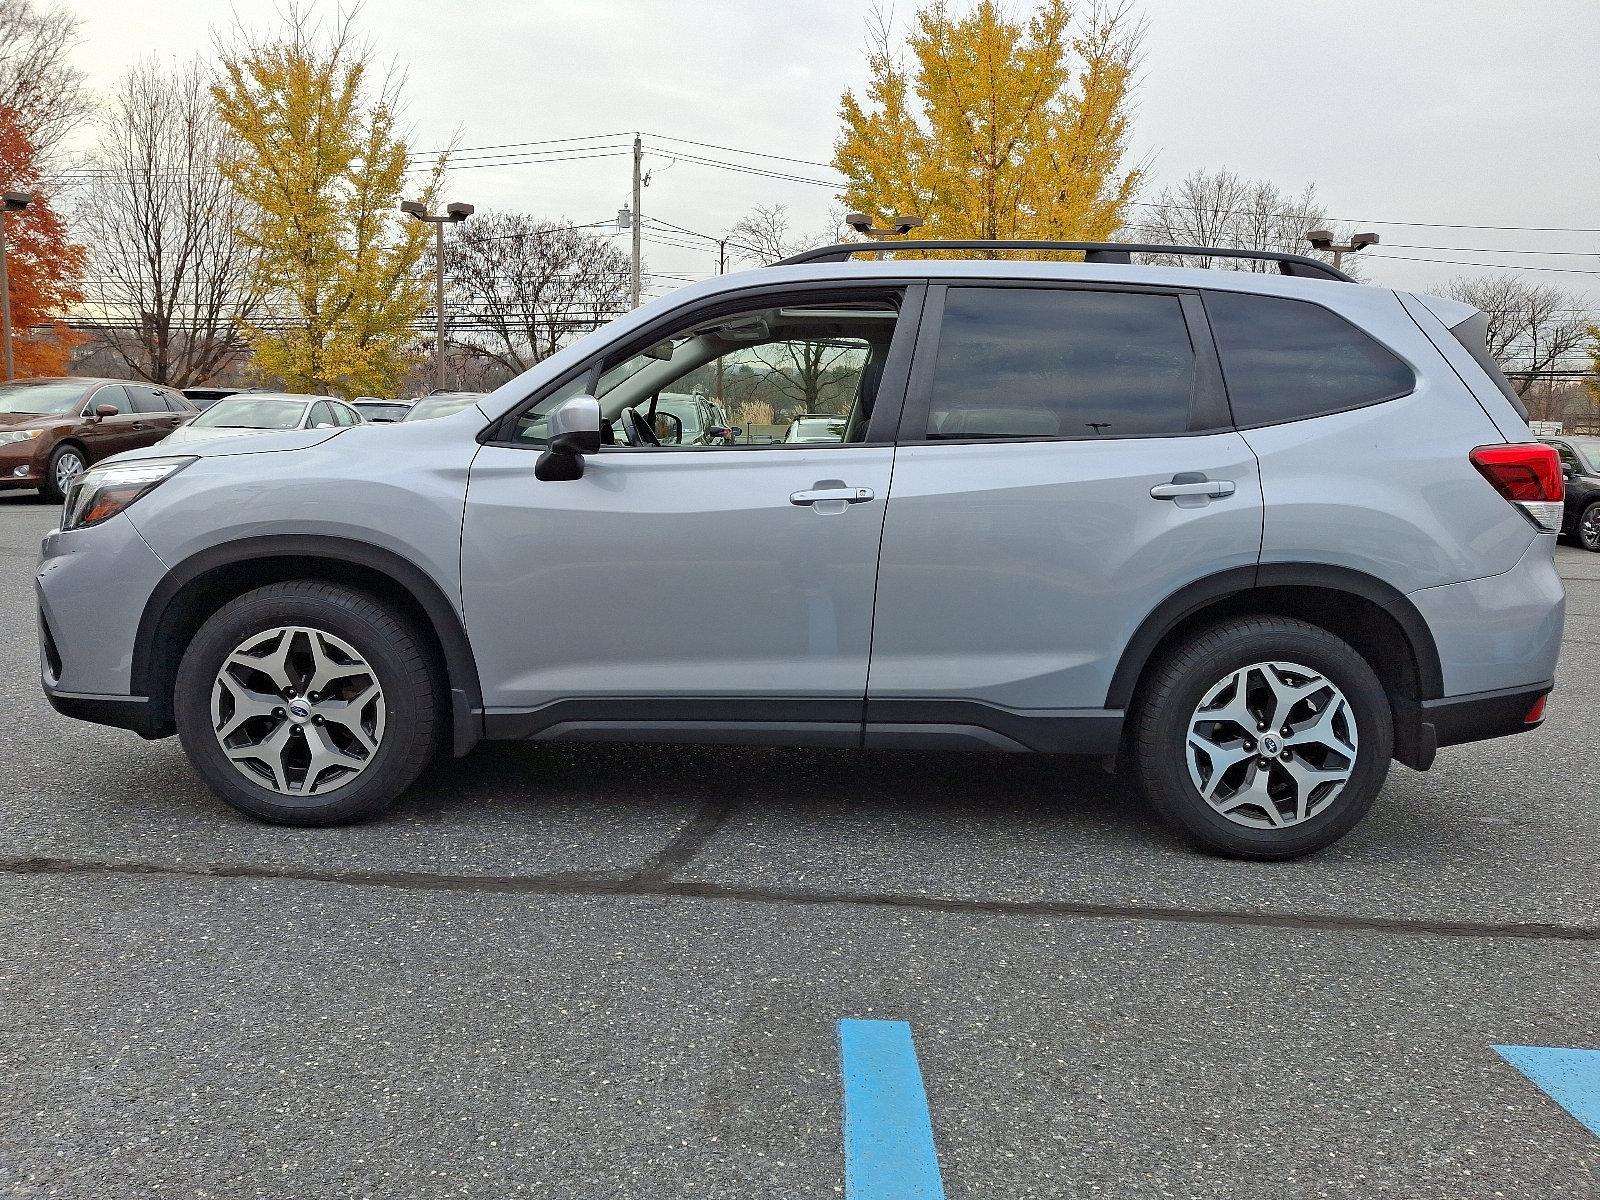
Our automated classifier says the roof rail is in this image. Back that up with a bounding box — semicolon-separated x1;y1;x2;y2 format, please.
774;239;1353;282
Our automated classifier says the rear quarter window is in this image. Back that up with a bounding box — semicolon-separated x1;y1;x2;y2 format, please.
1204;291;1415;427
1448;310;1529;423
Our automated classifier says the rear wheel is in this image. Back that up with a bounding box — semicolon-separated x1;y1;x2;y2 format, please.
174;581;441;825
1132;616;1392;860
1578;501;1600;552
42;444;86;503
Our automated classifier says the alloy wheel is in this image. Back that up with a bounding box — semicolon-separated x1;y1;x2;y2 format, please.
210;625;386;797
54;450;84;493
1185;660;1358;830
1581;505;1600;551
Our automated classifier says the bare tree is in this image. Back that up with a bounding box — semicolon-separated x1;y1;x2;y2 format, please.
445;213;632;386
1442;275;1591;398
0;0;90;163
1131;169;1364;277
75;59;264;387
728;203;850;266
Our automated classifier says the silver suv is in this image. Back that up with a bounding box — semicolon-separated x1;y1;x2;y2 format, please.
36;240;1564;859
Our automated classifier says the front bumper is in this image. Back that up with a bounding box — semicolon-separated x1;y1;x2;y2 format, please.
0;437;48;487
42;685;169;738
36;513;172;734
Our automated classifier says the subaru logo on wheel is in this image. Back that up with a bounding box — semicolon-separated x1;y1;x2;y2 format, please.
287;701;311;722
1261;734;1281;756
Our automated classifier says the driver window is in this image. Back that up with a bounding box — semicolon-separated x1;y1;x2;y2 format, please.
503;294;901;448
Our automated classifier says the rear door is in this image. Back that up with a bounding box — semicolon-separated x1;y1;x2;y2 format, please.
867;283;1264;739
123;384;185;445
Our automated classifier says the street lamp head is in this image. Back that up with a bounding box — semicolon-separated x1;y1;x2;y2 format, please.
399;199;429;220
890;215;924;235
1349;231;1379;250
844;212;873;235
1304;228;1333;251
2;191;32;212
445;202;475;221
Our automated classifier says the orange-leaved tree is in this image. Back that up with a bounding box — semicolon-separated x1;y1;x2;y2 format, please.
0;104;84;375
834;0;1142;243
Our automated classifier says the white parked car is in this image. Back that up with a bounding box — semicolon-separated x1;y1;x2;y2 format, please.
163;394;365;443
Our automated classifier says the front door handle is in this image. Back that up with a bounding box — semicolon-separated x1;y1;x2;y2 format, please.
1150;473;1236;508
790;486;875;506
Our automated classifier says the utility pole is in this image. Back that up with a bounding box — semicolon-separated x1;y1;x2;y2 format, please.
400;198;475;392
1305;229;1379;272
631;134;643;308
0;192;34;382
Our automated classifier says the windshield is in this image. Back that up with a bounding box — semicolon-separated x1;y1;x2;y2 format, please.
653;395;704;436
358;404;410;421
403;394;481;422
191;396;310;429
1567;437;1600;473
0;379;91;415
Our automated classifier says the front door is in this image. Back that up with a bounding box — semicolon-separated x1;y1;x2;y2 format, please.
867;283;1265;742
461;284;921;740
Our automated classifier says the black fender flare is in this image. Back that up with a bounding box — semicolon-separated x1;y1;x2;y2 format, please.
1104;563;1445;711
132;535;483;754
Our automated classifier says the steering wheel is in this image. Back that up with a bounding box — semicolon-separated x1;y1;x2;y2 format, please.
620;406;660;447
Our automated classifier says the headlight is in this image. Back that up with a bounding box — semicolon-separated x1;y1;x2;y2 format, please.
0;429;42;446
62;457;195;530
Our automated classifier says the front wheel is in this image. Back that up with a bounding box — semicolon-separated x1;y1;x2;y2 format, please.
174;581;442;825
42;444;86;503
1131;616;1392;860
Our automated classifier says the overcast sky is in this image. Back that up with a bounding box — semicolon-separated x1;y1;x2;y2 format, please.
62;0;1600;316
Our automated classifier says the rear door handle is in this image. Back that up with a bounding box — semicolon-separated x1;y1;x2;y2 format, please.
1150;473;1236;505
790;486;875;506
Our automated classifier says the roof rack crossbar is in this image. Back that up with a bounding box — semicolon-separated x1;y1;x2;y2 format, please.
774;240;1353;282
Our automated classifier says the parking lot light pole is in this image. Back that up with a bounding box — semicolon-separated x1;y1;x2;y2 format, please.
0;191;34;382
1305;228;1379;272
401;199;475;392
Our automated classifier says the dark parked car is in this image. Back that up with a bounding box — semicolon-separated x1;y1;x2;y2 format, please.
0;377;195;501
180;386;248;411
1539;435;1600;550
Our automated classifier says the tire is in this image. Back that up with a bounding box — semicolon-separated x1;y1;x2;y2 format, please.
174;581;442;825
1131;615;1393;861
41;443;86;504
1578;501;1600;553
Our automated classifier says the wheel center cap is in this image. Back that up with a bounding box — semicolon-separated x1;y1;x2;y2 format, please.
286;700;312;724
1260;734;1281;755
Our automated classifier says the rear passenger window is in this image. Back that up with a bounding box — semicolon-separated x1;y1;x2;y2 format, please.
1205;291;1414;426
124;385;170;414
926;287;1197;439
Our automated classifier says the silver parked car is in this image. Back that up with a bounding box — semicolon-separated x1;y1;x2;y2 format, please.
36;239;1563;859
164;393;365;443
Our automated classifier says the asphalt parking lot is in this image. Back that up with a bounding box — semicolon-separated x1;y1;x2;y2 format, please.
0;491;1596;1199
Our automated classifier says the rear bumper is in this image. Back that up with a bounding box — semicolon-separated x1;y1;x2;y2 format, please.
1424;681;1552;748
1393;680;1552;770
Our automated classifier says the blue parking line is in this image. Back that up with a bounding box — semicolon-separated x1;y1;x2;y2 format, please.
839;1019;946;1200
1493;1045;1600;1137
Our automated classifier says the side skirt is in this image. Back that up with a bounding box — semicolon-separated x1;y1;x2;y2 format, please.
481;696;1125;755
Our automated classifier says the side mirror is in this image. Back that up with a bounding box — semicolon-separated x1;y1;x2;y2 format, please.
536;395;602;481
1562;462;1575;478
94;404;118;419
653;411;684;444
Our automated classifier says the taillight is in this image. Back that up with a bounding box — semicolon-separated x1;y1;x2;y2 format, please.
1470;443;1563;533
1523;695;1547;725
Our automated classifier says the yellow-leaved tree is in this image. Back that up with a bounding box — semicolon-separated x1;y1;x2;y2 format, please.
212;10;442;396
835;0;1142;242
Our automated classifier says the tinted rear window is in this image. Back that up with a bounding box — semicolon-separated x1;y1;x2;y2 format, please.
927;287;1197;439
1205;291;1414;427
